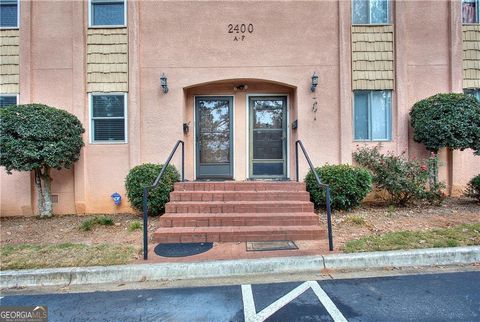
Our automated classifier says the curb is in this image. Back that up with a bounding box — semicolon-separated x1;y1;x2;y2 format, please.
1;246;479;288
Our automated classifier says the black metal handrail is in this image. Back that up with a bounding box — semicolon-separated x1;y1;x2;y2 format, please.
295;140;333;251
143;140;185;260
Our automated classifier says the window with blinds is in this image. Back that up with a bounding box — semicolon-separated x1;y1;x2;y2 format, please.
0;0;18;28
354;90;392;141
352;0;390;25
91;94;126;143
90;0;126;27
0;95;17;108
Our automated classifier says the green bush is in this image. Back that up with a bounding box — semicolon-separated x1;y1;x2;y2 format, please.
128;221;142;232
353;146;445;206
464;174;480;202
125;163;180;216
305;164;372;211
410;93;480;155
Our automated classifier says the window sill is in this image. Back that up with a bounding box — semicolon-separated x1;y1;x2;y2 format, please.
353;139;392;143
0;27;19;30
462;23;480;26
89;141;128;145
351;23;393;27
88;25;127;29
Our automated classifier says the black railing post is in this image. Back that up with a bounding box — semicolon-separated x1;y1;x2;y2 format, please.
143;187;149;260
295;141;299;182
181;141;185;182
295;140;334;251
325;186;333;251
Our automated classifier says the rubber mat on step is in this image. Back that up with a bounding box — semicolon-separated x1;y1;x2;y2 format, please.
154;242;213;257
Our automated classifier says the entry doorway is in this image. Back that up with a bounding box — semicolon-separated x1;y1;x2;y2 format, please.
249;96;288;179
195;96;234;180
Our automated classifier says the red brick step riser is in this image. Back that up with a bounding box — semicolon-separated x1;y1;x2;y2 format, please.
164;203;314;214
174;182;307;192
154;230;326;243
159;216;318;227
170;191;310;202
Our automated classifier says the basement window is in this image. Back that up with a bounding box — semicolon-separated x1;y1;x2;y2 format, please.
352;0;390;24
465;88;480;101
463;0;479;23
0;94;17;108
0;0;19;28
90;93;127;143
89;0;126;27
354;90;392;141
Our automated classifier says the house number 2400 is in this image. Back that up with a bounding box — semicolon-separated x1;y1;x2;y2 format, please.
227;24;254;34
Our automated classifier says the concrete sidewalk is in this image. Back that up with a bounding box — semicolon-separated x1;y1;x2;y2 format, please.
1;246;479;289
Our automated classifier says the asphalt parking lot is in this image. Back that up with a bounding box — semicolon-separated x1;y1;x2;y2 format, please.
1;271;479;321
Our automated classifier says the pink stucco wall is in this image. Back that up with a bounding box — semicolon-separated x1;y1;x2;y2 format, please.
1;0;478;216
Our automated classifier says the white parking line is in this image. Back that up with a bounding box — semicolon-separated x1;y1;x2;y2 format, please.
309;281;348;322
241;281;348;322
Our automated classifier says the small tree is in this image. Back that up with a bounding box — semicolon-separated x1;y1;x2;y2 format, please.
410;93;480;187
0;104;85;218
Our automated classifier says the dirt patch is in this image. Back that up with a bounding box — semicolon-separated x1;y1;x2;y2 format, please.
0;213;162;248
320;197;480;251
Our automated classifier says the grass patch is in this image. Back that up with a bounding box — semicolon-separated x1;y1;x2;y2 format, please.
128;220;142;232
344;223;480;253
80;215;114;231
1;243;138;270
345;215;366;225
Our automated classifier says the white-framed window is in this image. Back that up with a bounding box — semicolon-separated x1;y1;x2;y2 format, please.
463;0;479;23
89;0;126;27
352;0;390;24
0;0;19;29
0;94;17;108
354;90;392;141
465;88;480;101
89;93;127;143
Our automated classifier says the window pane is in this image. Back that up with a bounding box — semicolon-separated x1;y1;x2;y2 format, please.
253;130;283;160
465;89;480;102
0;95;17;108
0;1;18;27
354;92;369;140
462;0;478;23
92;95;124;117
92;1;125;26
371;91;391;140
371;0;389;24
252;163;284;176
200;133;230;163
352;0;369;24
253;100;284;129
198;99;230;133
93;119;125;141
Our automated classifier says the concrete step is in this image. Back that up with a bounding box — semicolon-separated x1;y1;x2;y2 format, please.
164;201;314;214
169;191;311;202
159;212;319;227
174;181;307;192
153;225;326;243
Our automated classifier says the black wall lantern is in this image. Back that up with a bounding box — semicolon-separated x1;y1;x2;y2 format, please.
160;73;169;94
310;72;318;92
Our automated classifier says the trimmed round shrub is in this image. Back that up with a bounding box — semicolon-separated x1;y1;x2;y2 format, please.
464;174;480;202
305;164;372;211
410;93;480;155
125;163;180;215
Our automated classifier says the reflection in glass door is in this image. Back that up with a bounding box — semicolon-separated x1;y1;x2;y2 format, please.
195;96;233;179
249;96;287;179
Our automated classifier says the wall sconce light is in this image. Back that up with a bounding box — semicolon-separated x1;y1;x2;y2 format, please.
310;72;318;92
234;84;248;91
160;73;169;94
183;122;190;134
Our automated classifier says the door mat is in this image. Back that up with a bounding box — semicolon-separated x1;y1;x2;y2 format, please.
154;242;213;257
246;241;298;252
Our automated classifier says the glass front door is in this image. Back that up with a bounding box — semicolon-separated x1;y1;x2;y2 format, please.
195;96;233;179
249;96;287;179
